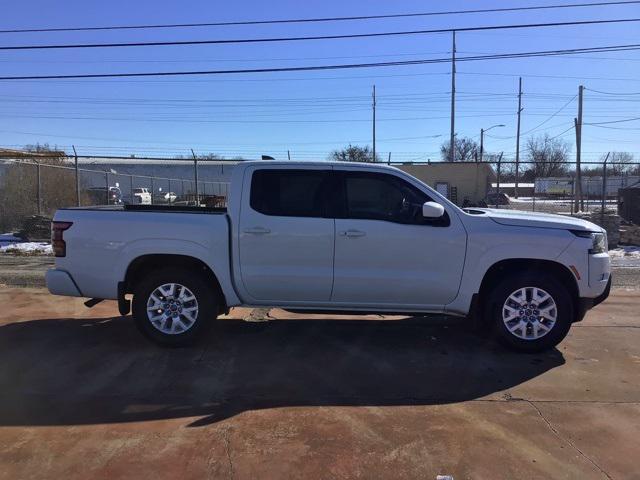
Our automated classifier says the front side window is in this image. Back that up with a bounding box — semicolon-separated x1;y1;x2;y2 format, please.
250;169;328;218
342;172;447;225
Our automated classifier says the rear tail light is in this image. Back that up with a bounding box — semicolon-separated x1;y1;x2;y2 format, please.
51;221;73;257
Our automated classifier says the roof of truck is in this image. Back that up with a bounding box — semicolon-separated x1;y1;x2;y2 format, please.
238;160;402;169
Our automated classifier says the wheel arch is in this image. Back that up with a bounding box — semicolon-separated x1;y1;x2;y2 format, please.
478;258;580;321
124;254;228;313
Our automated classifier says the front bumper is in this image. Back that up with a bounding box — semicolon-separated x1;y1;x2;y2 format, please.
45;269;82;297
576;274;612;322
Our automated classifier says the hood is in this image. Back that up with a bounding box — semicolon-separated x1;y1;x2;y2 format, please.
464;208;602;232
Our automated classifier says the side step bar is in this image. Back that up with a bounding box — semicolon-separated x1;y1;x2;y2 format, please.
84;298;104;308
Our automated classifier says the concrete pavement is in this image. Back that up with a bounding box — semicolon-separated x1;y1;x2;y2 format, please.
0;287;638;479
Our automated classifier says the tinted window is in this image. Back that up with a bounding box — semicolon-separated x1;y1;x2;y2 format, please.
250;169;328;217
343;172;445;225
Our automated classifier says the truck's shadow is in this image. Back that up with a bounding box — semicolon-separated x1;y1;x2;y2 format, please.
0;314;564;427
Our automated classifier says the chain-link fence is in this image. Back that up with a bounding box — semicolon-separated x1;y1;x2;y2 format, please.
2;152;639;237
479;158;639;216
0;154;231;233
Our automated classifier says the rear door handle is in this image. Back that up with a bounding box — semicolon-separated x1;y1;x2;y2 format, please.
339;229;366;238
244;227;271;235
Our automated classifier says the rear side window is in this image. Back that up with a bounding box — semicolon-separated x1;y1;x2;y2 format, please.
250;169;328;217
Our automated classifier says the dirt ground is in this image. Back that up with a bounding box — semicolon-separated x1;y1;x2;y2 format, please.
0;287;639;480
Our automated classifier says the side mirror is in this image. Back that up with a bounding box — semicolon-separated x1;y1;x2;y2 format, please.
422;201;445;219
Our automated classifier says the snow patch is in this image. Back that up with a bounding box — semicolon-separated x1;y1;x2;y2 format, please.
608;246;640;258
0;234;52;255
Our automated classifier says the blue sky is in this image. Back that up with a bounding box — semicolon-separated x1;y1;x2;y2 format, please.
0;0;638;163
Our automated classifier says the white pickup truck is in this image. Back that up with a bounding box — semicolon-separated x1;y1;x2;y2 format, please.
46;161;611;352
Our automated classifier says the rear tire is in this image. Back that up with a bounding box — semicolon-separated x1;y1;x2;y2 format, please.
484;272;574;353
132;267;218;346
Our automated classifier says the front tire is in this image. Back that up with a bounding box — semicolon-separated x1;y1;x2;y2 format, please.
132;267;218;346
485;273;574;353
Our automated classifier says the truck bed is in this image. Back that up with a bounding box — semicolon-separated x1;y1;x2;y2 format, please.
60;204;227;214
52;205;232;300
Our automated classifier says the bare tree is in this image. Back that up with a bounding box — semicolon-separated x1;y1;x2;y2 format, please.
603;151;634;176
523;134;570;179
440;136;479;162
0;146;83;232
329;144;379;163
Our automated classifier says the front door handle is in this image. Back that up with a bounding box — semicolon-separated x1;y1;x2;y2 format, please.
339;229;366;238
244;227;271;235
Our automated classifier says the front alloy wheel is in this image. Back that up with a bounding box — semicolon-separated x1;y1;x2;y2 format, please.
487;273;573;353
502;287;557;341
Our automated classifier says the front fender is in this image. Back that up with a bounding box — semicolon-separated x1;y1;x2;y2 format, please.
445;225;574;315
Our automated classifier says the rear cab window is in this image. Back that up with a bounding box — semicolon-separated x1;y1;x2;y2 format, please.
250;169;329;218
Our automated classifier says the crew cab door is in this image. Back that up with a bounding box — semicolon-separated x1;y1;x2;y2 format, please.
238;166;334;303
331;169;467;308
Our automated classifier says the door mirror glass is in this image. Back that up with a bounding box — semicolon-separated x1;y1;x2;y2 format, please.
422;201;445;218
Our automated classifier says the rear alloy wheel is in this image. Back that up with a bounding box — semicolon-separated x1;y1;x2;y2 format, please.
132;268;218;346
487;273;573;353
146;283;199;335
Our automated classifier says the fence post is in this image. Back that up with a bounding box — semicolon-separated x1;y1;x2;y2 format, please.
150;177;154;205
532;183;536;212
72;145;80;206
105;172;109;204
601;152;610;224
570;180;575;215
35;160;41;215
495;152;503;208
191;149;199;206
129;175;134;203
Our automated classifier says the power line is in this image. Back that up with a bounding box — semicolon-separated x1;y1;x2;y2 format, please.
6;69;637;84
549;125;576;139
0;113;518;123
1;18;639;51
585;87;640;95
585;124;640;130
460;70;640;82
520;95;578;136
586;116;640;125
1;43;639;81
2;1;638;34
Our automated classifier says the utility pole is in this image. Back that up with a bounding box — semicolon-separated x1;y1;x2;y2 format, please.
191;149;199;206
372;84;376;162
479;124;504;163
574;84;584;212
449;31;456;162
514;77;523;199
72;145;80;206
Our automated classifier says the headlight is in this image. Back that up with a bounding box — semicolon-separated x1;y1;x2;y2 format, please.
571;230;608;254
590;232;607;254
